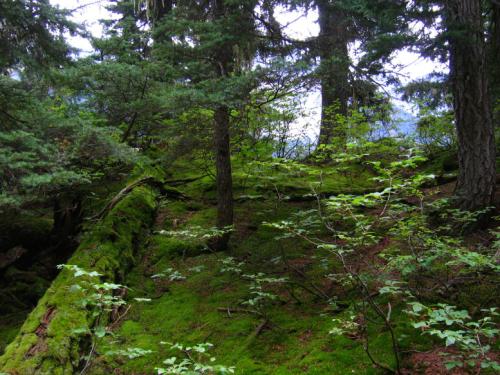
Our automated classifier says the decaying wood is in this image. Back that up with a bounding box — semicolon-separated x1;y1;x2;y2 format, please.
92;177;187;221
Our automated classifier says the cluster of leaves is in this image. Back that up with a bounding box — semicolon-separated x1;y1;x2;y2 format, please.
158;226;233;242
219;257;286;315
58;264;127;338
157;342;235;375
407;303;499;371
59;264;153;371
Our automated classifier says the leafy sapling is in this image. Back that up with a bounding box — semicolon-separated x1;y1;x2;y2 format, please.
58;264;151;373
242;273;287;314
408;303;500;371
152;268;186;281
156;342;235;374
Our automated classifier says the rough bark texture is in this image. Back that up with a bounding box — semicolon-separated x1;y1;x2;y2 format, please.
0;181;159;374
211;0;235;250
316;0;350;146
213;105;234;250
445;0;496;210
490;1;500;108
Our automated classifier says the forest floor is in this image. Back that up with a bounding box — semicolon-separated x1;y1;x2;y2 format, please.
87;160;455;374
0;155;497;374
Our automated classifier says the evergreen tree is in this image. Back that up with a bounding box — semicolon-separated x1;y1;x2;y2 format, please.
312;0;408;146
408;0;497;210
0;0;133;237
140;0;262;249
0;0;76;74
279;0;409;147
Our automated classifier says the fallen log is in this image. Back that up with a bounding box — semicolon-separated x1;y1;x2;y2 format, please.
0;180;160;374
91;177;186;221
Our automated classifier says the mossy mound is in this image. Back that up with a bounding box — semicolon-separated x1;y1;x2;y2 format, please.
0;182;159;374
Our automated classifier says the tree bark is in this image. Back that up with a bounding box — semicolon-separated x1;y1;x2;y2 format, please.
316;0;350;146
213;105;234;250
211;0;234;250
489;1;500;108
445;0;496;210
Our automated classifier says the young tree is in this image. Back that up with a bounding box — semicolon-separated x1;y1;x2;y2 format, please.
141;0;260;249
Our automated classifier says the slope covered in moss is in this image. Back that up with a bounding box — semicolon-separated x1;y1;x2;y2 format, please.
79;164;435;374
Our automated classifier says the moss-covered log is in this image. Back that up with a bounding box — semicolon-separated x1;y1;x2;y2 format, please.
0;184;159;374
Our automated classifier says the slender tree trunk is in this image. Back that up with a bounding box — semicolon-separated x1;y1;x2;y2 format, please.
316;0;350;146
445;0;496;210
213;105;234;250
211;0;234;250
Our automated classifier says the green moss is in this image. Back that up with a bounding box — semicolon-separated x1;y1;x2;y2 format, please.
88;196;410;375
0;180;159;374
2;159;445;374
149;236;206;262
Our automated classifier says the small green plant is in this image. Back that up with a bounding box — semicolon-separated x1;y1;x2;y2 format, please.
219;257;245;274
106;347;154;359
241;273;287;314
329;314;360;336
58;264;129;373
156;342;235;374
59;264;152;373
408;303;500;371
158;226;233;241
152;267;186;281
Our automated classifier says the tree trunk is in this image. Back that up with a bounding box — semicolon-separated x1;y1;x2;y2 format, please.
210;0;234;250
489;1;500;108
213;105;234;250
316;0;350;147
445;0;496;210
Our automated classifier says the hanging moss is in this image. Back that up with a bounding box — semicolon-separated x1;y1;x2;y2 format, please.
0;182;159;374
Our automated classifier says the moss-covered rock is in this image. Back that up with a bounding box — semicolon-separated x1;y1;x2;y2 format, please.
0;182;159;374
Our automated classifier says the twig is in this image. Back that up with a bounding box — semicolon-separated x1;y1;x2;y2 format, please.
253;319;268;337
217;307;262;317
108;305;131;330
